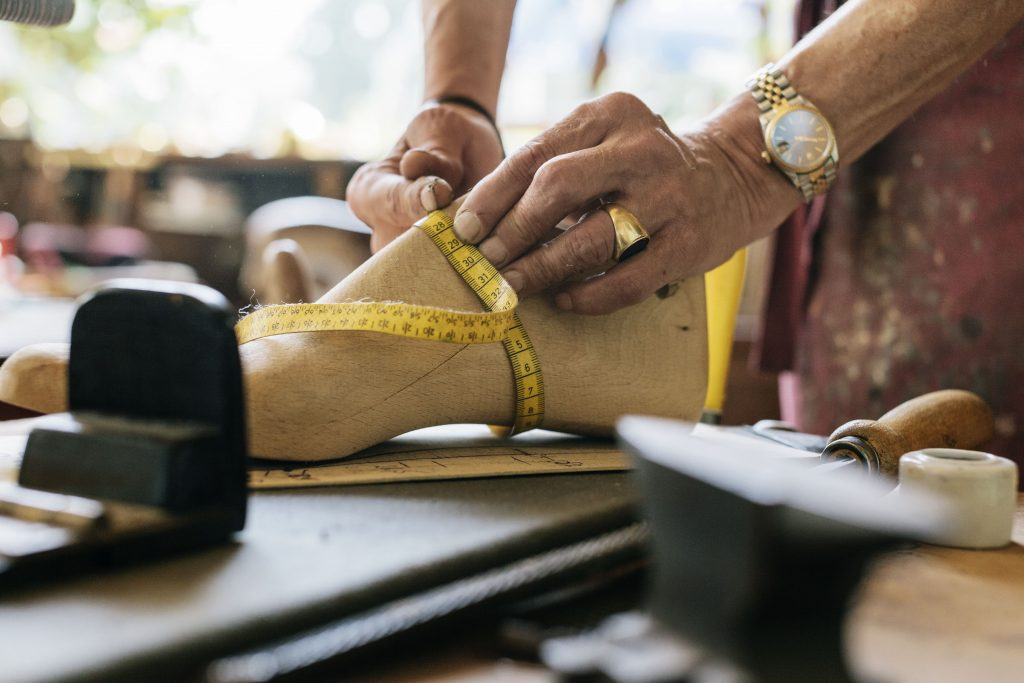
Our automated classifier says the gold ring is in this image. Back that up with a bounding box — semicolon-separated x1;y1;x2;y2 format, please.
602;203;650;262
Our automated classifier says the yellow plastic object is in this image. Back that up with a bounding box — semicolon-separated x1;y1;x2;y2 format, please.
702;248;747;424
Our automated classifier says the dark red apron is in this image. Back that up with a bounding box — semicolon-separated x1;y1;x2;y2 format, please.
757;4;1024;472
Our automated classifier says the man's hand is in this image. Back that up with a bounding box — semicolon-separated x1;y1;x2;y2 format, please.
452;91;799;314
347;102;504;253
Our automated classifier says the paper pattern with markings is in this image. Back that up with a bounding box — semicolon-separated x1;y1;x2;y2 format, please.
0;420;627;488
248;424;628;489
1;420;827;491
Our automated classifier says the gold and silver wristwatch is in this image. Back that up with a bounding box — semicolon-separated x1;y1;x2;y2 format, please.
747;63;838;202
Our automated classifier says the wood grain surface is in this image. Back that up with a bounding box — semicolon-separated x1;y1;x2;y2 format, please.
847;494;1024;683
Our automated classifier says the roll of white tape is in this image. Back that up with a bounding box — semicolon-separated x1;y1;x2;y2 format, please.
899;448;1018;549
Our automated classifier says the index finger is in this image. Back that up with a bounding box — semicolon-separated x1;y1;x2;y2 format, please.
453;101;609;244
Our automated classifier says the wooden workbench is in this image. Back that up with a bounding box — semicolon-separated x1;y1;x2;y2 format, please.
1;472;1021;682
846;494;1024;683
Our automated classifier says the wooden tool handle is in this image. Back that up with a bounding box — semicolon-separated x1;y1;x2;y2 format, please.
826;389;995;475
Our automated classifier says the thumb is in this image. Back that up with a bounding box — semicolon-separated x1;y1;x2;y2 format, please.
398;144;459;212
399;145;464;189
398;173;455;216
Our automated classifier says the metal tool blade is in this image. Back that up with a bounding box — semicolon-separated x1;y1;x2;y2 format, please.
745;419;829;453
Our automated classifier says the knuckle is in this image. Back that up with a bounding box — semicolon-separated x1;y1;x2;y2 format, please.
555;106;596;141
347;161;372;190
501;214;536;250
533;158;570;201
570;97;599;120
508;140;554;183
566;227;610;268
651;128;683;162
345;167;376;215
502;157;577;250
603;91;646;114
603;91;632;108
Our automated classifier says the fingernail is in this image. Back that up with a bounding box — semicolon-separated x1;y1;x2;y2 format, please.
555;292;573;311
454;210;484;242
478;238;508;266
420;182;438;211
503;270;524;292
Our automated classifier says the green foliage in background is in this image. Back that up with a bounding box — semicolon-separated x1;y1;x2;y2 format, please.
12;0;194;71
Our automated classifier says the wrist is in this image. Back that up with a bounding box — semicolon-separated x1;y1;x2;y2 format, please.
425;95;497;128
423;96;505;156
704;93;805;234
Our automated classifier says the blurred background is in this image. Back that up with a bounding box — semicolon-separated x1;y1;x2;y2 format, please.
0;0;796;419
0;0;795;296
1;0;795;158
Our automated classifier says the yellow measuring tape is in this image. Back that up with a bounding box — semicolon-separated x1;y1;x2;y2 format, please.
235;210;545;435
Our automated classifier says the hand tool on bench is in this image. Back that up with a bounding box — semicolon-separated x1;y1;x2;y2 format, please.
0;279;248;591
696;250;995;477
818;389;994;474
740;388;995;476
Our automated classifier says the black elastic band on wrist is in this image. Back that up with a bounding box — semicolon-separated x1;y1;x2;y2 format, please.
428;95;504;155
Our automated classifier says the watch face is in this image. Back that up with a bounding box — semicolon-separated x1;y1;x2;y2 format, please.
765;105;834;173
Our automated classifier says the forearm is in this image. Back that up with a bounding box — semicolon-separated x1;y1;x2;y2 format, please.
704;0;1022;244
781;0;1024;163
422;0;516;116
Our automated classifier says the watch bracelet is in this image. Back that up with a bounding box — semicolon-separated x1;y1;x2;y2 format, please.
793;156;837;201
747;64;800;112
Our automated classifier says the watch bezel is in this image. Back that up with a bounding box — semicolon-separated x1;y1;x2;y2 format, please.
763;103;836;174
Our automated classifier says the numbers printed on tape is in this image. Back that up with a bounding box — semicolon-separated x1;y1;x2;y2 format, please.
420;212;545;434
235;301;517;346
235;210;545;435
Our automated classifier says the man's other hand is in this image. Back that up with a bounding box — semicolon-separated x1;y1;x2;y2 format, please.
347;102;504;253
